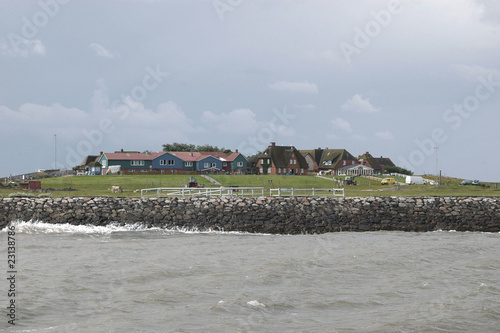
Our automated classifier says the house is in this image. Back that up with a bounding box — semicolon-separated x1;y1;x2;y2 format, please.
253;142;308;175
358;152;395;174
300;152;318;173
77;155;101;175
301;148;358;175
97;148;247;175
196;155;223;174
336;163;374;176
98;150;164;174
225;150;247;174
86;161;102;175
153;151;246;174
151;152;189;173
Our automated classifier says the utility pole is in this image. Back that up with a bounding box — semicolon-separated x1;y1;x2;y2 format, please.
434;146;438;187
54;134;57;170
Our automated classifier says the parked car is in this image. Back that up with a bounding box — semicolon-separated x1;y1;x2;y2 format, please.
405;176;426;185
472;180;480;186
381;178;396;185
460;180;472;185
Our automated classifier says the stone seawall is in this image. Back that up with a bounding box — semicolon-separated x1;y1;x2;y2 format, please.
0;196;499;234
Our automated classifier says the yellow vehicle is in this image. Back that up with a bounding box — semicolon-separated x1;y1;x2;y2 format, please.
381;178;396;185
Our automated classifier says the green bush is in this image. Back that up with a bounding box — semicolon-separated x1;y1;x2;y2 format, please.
385;166;413;175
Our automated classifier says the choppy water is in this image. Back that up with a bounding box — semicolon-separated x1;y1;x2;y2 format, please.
1;221;500;332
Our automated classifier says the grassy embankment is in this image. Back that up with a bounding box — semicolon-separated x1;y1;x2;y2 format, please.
1;174;499;198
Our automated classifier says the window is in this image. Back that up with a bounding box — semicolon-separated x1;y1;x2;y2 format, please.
352;161;355;165
160;160;175;166
268;168;271;173
185;162;193;167
237;161;243;167
260;167;263;173
343;160;346;166
223;162;227;167
278;168;281;173
211;162;217;168
131;160;144;166
204;162;210;168
301;168;304;174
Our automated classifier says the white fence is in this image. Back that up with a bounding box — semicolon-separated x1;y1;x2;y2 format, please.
269;188;345;197
141;187;264;198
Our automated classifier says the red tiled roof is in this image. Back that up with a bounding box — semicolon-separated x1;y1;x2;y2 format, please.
170;151;228;161
169;152;203;161
104;152;165;160
225;152;240;162
197;152;228;159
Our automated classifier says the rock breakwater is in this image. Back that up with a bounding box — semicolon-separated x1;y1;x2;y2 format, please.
0;196;499;234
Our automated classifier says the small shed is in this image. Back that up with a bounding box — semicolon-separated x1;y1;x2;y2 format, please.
29;180;41;190
86;161;102;175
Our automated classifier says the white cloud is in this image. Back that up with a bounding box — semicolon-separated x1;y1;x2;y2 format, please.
201;108;259;134
89;43;120;59
0;39;46;57
331;117;352;133
268;80;318;94
451;64;500;82
475;0;500;25
294;104;316;110
375;131;394;140
341;94;380;113
303;50;344;66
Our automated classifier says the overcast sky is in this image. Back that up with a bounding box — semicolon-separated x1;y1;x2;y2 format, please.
1;0;499;181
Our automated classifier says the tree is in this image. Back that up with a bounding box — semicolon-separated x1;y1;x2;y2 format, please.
162;142;232;154
385;165;413;175
162;143;196;152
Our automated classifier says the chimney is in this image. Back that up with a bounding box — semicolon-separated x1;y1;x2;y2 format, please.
235;149;238;153
270;142;276;147
99;151;103;156
366;152;369;155
121;149;124;153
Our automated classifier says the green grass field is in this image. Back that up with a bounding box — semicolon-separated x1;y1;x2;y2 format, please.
0;174;499;198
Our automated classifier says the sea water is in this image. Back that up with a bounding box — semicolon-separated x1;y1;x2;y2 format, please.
1;221;499;332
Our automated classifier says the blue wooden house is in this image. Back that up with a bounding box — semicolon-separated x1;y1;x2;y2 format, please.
196;155;223;172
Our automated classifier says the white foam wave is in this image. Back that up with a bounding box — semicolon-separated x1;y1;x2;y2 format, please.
247;300;266;307
0;220;271;236
1;220;154;234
